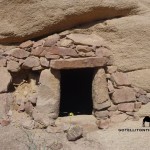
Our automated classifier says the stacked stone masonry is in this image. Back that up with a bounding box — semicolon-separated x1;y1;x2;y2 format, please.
0;32;150;129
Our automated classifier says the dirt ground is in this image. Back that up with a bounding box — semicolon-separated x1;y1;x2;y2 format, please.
0;115;149;150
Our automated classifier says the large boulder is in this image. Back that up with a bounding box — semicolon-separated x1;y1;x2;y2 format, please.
0;0;146;43
0;67;12;93
127;69;150;92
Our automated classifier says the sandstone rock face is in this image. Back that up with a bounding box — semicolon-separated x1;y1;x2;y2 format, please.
0;67;12;93
92;68;109;105
37;69;60;118
112;87;136;104
67;34;105;46
0;0;143;43
127;69;150;92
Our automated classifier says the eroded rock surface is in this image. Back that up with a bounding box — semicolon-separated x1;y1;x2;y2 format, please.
0;0;145;43
0;67;12;93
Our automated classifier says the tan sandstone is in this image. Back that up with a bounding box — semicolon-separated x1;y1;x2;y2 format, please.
50;57;109;69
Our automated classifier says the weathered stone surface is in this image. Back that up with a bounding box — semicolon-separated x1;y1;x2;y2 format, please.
126;112;134;116
18;102;25;112
40;57;49;67
111;72;130;86
96;118;110;129
112;87;136;104
127;69;150;92
118;103;135;112
22;56;40;69
135;103;150;117
28;94;37;104
46;46;78;57
108;110;122;117
0;0;143;43
44;34;60;47
46;126;62;133
137;95;150;104
19;40;33;48
96;47;112;58
45;53;60;60
37;69;60;117
33;40;45;48
11;48;30;59
111;114;128;123
24;102;33;116
0;67;12;93
94;110;109;119
49;142;63;150
31;47;45;56
0;58;7;67
7;60;20;72
66;126;83;141
92;68;109;105
32;65;43;71
67;34;105;46
59;30;70;37
0;119;10;127
78;52;86;57
0;93;12;118
22;119;35;130
59;39;72;47
147;93;150;98
138;89;147;95
106;66;117;74
93;100;111;111
134;102;142;110
51;57;109;69
85;51;95;57
108;104;118;111
108;80;115;93
76;45;93;53
32;109;53;128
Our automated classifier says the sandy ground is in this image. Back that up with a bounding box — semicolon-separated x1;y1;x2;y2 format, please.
0;115;149;150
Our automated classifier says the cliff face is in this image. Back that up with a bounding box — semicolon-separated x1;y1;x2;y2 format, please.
0;0;150;91
0;0;147;43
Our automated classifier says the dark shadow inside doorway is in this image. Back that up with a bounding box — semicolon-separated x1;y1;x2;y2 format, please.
60;68;94;117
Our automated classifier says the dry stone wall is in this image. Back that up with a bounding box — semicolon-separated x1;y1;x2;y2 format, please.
0;32;150;129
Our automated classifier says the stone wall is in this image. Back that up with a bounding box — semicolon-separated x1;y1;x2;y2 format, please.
0;32;150;129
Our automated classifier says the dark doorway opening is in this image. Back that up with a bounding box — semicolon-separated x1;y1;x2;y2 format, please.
60;68;94;116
